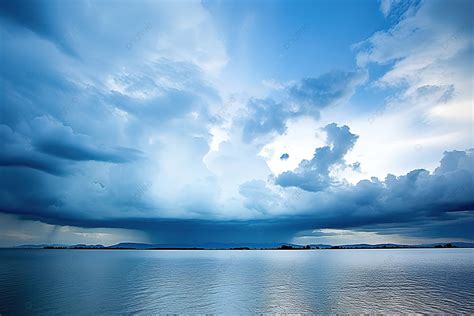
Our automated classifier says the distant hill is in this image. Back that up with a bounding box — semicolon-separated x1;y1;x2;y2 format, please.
109;243;151;249
421;242;474;248
7;241;474;250
308;244;333;249
109;242;298;249
15;244;105;249
338;243;411;249
15;244;69;249
330;242;474;249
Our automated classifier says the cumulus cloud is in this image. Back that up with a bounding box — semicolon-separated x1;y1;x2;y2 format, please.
288;70;367;112
275;123;358;191
239;148;474;241
239;70;366;143
241;98;289;142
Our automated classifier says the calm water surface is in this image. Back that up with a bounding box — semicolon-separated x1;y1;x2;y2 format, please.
1;249;473;314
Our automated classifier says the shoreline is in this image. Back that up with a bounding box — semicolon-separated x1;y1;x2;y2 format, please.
4;246;473;251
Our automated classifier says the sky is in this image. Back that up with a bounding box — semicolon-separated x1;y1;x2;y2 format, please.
0;0;473;247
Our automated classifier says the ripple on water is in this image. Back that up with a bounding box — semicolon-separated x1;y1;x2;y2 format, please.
0;249;473;314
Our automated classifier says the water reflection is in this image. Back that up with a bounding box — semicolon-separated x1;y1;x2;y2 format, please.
0;249;473;313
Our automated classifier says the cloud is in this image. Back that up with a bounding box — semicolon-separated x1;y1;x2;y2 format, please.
288;70;367;112
0;0;77;56
0;0;472;245
2;148;473;243
1;147;473;243
241;98;289;143
275;123;358;191
240;70;366;142
239;180;280;215
344;0;473;183
435;149;474;174
239;148;474;241
0;213;148;247
380;0;400;17
379;0;416;19
0;125;68;175
0;0;230;227
357;0;472;89
31;116;142;163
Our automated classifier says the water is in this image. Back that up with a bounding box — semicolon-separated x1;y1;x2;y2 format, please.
1;249;473;314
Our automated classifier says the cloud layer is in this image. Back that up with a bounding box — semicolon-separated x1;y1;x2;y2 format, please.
0;0;472;245
276;123;358;191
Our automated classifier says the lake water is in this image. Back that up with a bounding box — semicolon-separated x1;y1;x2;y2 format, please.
1;249;473;314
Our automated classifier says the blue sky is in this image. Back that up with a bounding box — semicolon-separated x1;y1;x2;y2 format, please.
0;0;473;246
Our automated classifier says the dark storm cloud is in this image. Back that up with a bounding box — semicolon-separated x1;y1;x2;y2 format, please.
2;148;473;243
323;148;474;231
0;116;141;176
0;150;66;176
35;141;142;163
355;215;474;241
275;123;358;191
30;117;142;163
0;0;77;56
0;125;68;175
0;0;225;238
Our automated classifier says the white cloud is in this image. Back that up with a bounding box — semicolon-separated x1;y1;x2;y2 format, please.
337;0;474;180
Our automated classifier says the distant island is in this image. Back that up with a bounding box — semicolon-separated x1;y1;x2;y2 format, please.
9;241;474;250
